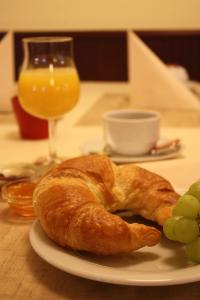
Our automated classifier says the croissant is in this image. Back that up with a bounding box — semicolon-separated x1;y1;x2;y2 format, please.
33;154;179;255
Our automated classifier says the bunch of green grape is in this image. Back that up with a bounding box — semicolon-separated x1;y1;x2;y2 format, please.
163;180;200;263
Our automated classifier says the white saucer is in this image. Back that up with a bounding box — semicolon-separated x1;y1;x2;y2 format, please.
79;137;183;164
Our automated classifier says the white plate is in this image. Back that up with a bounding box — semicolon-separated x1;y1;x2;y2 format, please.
29;220;200;286
79;137;183;164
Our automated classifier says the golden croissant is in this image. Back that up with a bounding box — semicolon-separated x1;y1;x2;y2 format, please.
33;155;179;255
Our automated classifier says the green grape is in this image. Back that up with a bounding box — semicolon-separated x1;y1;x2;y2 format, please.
173;195;200;219
174;217;199;244
185;237;200;263
163;216;180;241
188;181;200;200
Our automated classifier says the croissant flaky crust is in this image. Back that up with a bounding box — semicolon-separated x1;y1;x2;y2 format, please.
33;155;179;255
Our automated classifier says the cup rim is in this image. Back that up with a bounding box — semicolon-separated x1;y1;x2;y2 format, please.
1;179;36;202
103;109;160;123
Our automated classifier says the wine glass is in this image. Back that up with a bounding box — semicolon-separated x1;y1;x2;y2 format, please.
18;36;80;170
0;37;80;185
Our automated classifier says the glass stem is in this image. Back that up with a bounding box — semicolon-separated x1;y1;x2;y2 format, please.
48;119;58;162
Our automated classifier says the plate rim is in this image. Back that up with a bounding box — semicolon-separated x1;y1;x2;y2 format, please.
79;137;183;164
29;220;200;286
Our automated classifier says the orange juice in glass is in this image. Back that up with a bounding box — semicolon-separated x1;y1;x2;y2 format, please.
19;67;80;119
18;37;80;164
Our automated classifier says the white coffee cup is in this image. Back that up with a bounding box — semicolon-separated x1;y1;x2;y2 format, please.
103;109;160;156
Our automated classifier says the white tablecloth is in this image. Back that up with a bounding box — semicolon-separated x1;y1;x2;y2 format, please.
1;82;200;190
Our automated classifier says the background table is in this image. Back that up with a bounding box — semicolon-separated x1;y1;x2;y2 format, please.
1;82;200;299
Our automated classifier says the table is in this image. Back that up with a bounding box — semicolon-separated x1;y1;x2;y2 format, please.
1;82;200;299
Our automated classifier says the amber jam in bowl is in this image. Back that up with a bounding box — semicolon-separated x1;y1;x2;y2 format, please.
1;179;37;217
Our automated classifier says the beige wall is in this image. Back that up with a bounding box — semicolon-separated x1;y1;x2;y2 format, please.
0;0;200;31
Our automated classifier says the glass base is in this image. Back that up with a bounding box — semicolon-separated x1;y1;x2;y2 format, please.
0;156;65;188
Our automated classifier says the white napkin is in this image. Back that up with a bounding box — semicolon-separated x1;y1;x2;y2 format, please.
127;31;200;111
0;31;16;112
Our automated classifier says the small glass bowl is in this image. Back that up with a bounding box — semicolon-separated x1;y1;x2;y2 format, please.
1;179;37;217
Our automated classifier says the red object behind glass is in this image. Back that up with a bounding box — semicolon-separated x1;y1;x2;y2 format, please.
11;96;48;140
